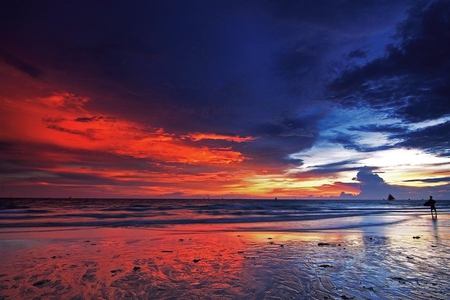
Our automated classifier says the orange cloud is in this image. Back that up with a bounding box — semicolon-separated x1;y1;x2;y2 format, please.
0;73;359;198
183;132;257;143
0;92;254;165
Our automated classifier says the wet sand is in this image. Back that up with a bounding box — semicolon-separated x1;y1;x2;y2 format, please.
1;219;449;299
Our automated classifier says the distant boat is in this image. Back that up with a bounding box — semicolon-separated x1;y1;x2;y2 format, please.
387;194;395;201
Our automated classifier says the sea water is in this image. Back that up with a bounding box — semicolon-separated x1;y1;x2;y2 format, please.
1;198;448;233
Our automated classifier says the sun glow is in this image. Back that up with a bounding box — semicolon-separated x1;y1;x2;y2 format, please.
290;142;450;192
361;149;450;186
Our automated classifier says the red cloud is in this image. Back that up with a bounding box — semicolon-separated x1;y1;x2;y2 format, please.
183;132;257;143
0;92;252;165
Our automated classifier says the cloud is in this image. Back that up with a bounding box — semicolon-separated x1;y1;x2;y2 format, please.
323;0;450;164
326;131;394;153
395;121;450;157
341;166;450;200
299;159;362;176
328;0;450;123
404;177;450;184
45;123;97;140
351;166;392;199
182;133;256;143
0;92;253;166
347;123;406;134
74;116;108;123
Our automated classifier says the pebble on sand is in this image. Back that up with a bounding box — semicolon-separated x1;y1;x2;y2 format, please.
318;242;331;246
33;279;50;287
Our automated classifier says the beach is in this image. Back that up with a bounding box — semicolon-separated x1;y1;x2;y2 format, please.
1;199;449;299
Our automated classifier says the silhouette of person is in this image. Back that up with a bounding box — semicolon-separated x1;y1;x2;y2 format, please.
428;196;437;219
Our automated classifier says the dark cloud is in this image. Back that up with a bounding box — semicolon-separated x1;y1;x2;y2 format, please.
45;124;96;140
354;167;384;183
352;167;393;199
395;121;450;157
328;0;450;123
327;131;394;153
74;116;103;123
238;135;312;172
404;176;450;183
0;141;168;175
235;114;321;170
312;160;359;169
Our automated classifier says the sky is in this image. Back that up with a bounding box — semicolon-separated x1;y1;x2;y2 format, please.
1;0;450;199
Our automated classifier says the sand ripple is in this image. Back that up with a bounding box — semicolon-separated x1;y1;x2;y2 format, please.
1;231;449;299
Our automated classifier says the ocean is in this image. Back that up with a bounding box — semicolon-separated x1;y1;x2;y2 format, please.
1;198;448;233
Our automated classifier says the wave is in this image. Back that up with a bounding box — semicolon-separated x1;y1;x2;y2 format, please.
0;199;448;231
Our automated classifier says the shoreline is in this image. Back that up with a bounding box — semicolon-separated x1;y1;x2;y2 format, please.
1;220;449;299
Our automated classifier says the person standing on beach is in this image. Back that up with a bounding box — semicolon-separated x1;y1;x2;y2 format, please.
425;196;437;218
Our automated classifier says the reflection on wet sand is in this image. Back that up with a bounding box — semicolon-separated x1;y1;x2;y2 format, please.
1;225;449;299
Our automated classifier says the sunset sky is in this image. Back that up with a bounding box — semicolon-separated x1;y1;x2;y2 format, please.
1;0;449;199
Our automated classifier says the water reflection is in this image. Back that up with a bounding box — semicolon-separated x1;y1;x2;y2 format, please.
1;223;450;299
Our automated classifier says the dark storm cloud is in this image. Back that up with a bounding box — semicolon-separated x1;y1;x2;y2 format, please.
395;121;450;157
328;0;450;123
